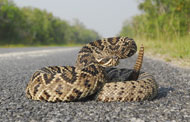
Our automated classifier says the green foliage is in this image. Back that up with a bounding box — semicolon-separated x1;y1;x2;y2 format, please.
120;0;190;61
120;0;190;41
0;0;100;46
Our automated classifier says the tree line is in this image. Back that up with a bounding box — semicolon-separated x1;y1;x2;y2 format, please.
120;0;190;41
0;0;101;46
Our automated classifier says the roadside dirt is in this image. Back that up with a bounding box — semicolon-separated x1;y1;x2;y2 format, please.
145;51;190;69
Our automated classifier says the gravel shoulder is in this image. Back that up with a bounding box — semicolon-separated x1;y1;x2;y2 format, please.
0;47;190;122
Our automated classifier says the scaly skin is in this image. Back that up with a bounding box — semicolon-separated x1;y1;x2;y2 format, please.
26;37;158;102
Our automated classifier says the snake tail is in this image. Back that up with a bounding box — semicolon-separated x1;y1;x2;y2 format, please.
134;44;144;72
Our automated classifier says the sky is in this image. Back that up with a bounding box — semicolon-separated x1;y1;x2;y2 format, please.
13;0;141;37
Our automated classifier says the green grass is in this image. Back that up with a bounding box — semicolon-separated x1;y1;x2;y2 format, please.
135;36;190;66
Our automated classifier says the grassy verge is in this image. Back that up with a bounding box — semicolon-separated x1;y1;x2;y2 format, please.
135;36;190;67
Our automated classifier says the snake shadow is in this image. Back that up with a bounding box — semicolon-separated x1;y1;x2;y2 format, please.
155;87;174;100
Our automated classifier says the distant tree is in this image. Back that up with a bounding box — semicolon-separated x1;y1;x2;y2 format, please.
0;0;25;44
120;0;190;40
0;0;100;46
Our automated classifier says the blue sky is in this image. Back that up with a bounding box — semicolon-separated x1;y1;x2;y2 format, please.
13;0;141;37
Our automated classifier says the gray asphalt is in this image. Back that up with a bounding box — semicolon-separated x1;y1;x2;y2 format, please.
0;47;190;122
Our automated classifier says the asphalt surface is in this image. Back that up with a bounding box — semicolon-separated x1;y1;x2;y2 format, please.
0;47;190;122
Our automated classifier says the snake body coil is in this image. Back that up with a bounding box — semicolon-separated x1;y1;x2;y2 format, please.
26;37;158;102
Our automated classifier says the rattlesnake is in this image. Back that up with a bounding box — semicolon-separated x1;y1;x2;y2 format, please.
26;37;158;102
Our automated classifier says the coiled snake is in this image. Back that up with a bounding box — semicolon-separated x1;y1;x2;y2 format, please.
26;37;158;102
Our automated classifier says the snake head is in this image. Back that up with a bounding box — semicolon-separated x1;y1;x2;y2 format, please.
96;56;120;67
92;47;120;67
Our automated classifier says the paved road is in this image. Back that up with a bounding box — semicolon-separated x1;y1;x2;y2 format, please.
0;47;190;122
